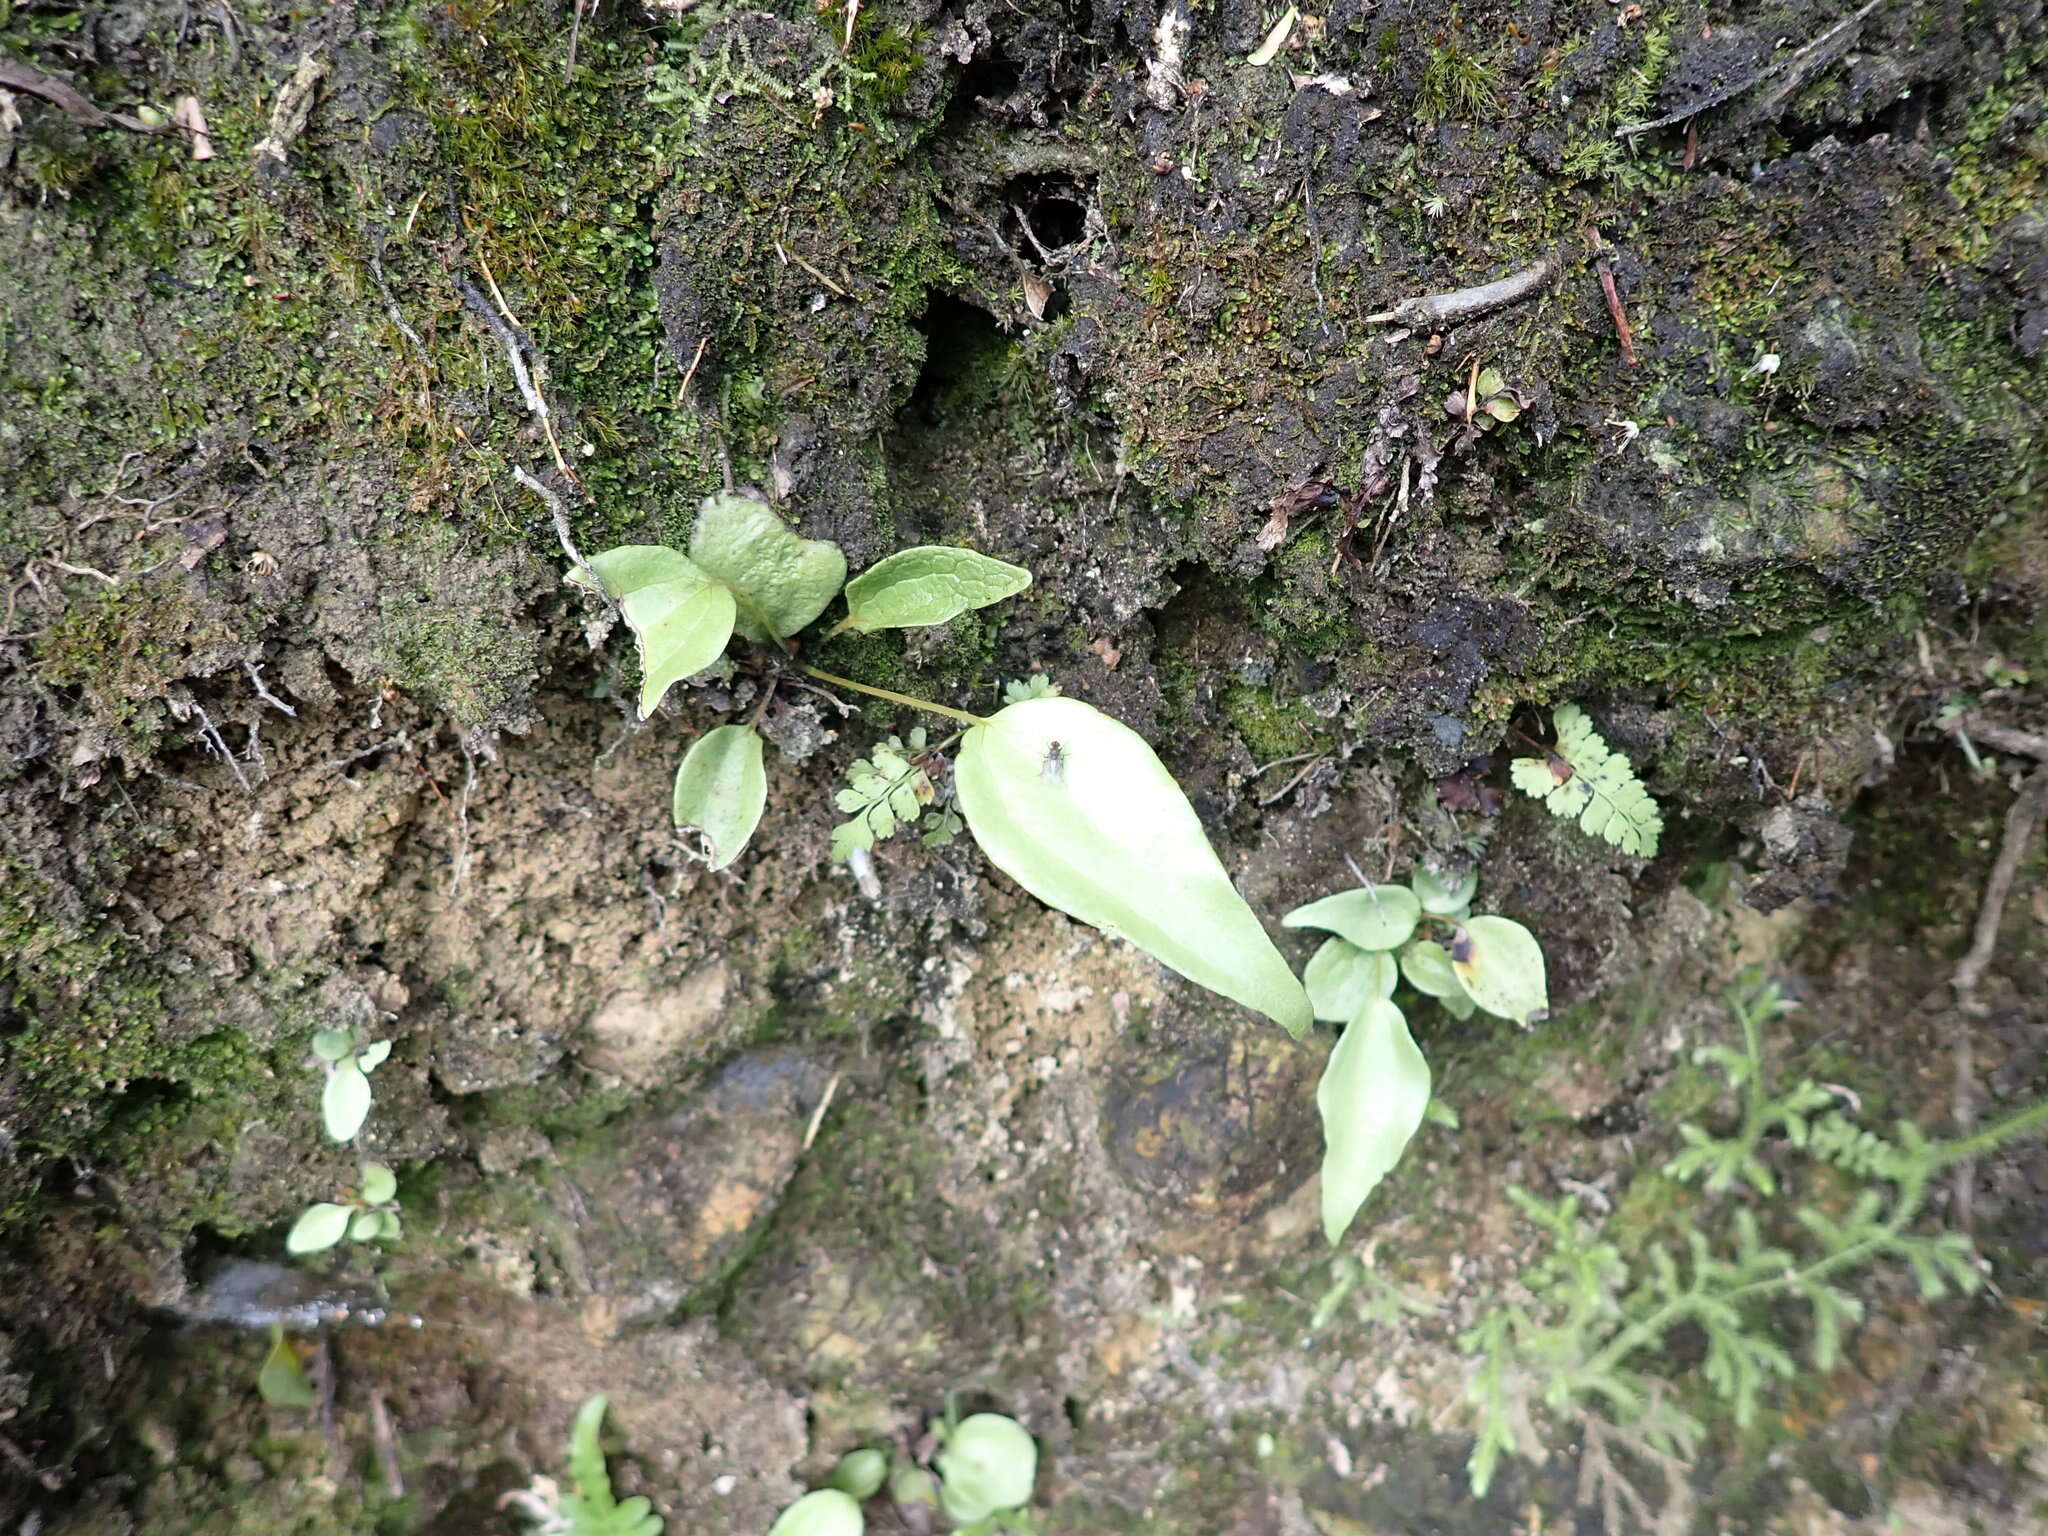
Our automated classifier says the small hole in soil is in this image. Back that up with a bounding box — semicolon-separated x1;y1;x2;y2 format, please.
900;293;1011;428
1004;173;1088;249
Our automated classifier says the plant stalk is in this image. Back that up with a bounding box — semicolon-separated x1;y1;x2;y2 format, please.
800;666;990;727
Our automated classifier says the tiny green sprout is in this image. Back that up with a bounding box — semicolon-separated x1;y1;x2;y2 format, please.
286;1163;401;1256
506;1395;663;1536
827;1448;888;1500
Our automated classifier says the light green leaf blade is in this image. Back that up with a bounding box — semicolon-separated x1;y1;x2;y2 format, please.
1317;999;1431;1245
1449;915;1549;1024
954;697;1312;1038
672;724;768;871
1399;939;1468;1000
359;1163;398;1204
1305;938;1397;1022
1510;703;1664;857
936;1413;1037;1524
348;1209;384;1242
322;1061;371;1142
688;494;847;642
285;1202;353;1254
257;1327;315;1407
374;1210;402;1240
1282;885;1421;952
765;1489;864;1536
568;1394;616;1511
620;578;738;718
828;1448;888;1500
311;1028;353;1063
842;546;1032;632
356;1040;391;1071
1409;865;1478;915
569;544;708;599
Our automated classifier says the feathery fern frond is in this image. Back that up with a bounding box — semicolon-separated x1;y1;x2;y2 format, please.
1511;704;1664;857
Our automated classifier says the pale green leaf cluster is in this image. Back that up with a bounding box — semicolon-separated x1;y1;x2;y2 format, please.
1001;675;1061;704
555;1396;664;1536
286;1162;402;1255
957;695;1312;1038
1452;975;2031;1509
830;729;945;860
312;1028;390;1142
764;1411;1035;1535
1509;703;1664;857
1283;865;1547;1243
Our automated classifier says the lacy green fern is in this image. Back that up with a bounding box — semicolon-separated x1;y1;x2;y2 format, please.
831;728;942;860
1510;703;1664;857
1452;975;2048;1517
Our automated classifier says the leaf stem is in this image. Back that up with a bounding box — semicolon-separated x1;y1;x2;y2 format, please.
800;666;991;727
728;588;796;656
1930;1093;2048;1167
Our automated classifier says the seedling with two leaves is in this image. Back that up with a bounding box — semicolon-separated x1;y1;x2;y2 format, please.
285;1162;402;1255
310;1027;390;1143
1283;866;1550;1245
768;1407;1037;1535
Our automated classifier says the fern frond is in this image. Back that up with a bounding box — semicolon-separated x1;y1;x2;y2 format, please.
831;733;937;859
1510;704;1664;856
556;1397;664;1536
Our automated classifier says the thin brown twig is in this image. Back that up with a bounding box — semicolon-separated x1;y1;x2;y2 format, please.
676;335;710;405
1594;254;1638;367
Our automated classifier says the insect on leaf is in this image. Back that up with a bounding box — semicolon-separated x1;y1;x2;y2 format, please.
841;546;1032;632
672;724;768;871
1318;999;1432;1244
1509;703;1663;857
687;494;847;642
1305;938;1398;1022
955;696;1313;1038
322;1060;372;1142
1448;915;1549;1025
1282;884;1421;952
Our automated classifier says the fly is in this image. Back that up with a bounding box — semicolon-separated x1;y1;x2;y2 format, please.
1041;740;1066;784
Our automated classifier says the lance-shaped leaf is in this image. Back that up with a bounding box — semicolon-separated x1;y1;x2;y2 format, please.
1304;938;1397;1022
672;724;768;871
568;545;737;718
841;546;1033;632
1282;884;1421;953
688;494;846;642
1318;999;1431;1245
1448;914;1549;1024
955;696;1312;1038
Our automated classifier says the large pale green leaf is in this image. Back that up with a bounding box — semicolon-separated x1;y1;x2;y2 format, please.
1304;938;1397;1022
765;1490;864;1536
688;494;847;642
285;1202;352;1254
936;1413;1037;1524
841;546;1032;632
1317;999;1431;1245
619;578;738;719
672;724;768;871
1448;914;1549;1025
568;544;707;599
954;697;1312;1038
322;1060;371;1142
1282;885;1421;952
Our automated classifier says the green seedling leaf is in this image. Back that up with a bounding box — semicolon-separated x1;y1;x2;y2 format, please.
356;1040;391;1071
1509;703;1664;857
841;546;1032;632
1305;938;1397;1022
1399;938;1468;1000
955;697;1312;1038
828;1448;888;1500
688;493;846;642
1409;866;1478;916
936;1413;1037;1524
1448;915;1549;1025
561;1395;664;1534
890;1464;939;1508
286;1202;352;1254
375;1210;403;1240
620;577;739;718
1246;4;1298;64
349;1209;385;1242
322;1061;372;1142
1283;885;1421;953
765;1489;864;1536
1318;999;1431;1245
311;1028;353;1063
571;544;703;599
1002;675;1061;704
672;724;768;871
359;1163;398;1205
257;1326;315;1407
